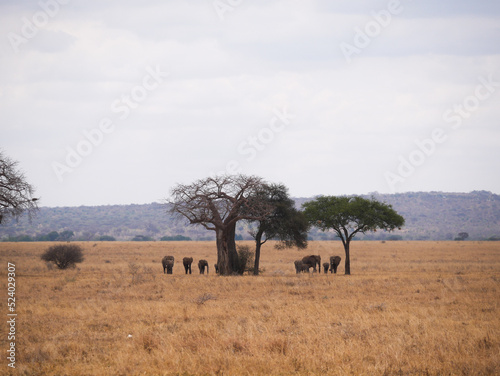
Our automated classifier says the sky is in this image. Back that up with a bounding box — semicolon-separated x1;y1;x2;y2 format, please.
1;0;499;207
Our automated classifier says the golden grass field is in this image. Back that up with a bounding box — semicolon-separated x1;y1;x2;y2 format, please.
0;240;499;375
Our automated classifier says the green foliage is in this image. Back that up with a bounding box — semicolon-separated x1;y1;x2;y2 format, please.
58;230;75;241
250;184;309;249
41;244;84;269
160;235;192;241
98;235;116;241
131;235;154;241
3;234;34;242
455;232;469;241
303;196;405;241
387;235;403;241
46;231;60;241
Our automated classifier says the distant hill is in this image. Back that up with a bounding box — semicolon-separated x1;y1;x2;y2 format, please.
1;191;499;241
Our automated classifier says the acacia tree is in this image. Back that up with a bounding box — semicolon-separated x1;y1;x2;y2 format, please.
0;150;38;225
248;184;309;275
303;196;404;275
168;175;273;275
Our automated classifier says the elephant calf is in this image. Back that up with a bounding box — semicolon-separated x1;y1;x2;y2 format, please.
162;255;175;274
198;259;209;274
323;262;330;273
183;257;193;274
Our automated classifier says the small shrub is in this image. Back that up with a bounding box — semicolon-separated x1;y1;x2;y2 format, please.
128;262;143;285
236;245;254;275
128;263;155;285
41;244;84;270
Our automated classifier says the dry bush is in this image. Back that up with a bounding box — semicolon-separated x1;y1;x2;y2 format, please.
193;292;217;306
41;244;84;269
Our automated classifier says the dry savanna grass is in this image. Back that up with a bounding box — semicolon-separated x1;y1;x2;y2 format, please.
0;240;499;375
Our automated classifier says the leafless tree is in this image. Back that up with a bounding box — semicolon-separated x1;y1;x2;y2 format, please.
168;175;273;275
0;150;38;224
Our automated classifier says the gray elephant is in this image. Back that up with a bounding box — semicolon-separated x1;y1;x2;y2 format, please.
294;260;302;274
294;260;310;273
329;256;341;274
183;257;193;274
162;255;174;274
301;255;322;273
198;259;209;274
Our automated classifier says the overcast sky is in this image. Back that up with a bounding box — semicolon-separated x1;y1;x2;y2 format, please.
1;0;499;207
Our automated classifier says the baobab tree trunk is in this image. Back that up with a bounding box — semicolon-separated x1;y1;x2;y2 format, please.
216;223;239;275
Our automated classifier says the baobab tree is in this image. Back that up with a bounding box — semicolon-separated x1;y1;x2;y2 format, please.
168;175;273;275
0;150;38;225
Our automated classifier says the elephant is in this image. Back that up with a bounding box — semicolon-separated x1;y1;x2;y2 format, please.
198;259;209;274
183;257;193;274
323;262;330;273
330;256;341;274
294;260;310;273
300;264;310;273
162;255;174;274
294;260;302;274
301;255;322;273
214;263;219;274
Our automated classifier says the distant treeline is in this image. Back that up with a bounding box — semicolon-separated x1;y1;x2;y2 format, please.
3;231;499;242
2;232;245;242
1;192;500;241
2;231;196;242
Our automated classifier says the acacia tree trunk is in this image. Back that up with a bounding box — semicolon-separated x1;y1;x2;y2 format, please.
216;223;239;275
253;228;264;275
344;240;351;275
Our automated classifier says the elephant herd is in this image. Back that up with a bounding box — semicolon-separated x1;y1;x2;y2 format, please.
294;255;342;274
161;256;211;275
162;254;341;275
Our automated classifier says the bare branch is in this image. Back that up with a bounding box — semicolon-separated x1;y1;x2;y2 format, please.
0;150;39;224
167;174;273;233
